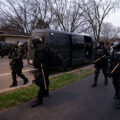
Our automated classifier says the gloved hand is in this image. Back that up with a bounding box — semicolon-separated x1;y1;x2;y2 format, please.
107;73;112;78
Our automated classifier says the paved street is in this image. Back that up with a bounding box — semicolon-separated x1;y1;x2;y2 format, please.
0;73;119;120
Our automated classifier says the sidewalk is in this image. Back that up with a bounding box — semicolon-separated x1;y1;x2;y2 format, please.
0;74;119;120
0;65;92;93
0;58;34;92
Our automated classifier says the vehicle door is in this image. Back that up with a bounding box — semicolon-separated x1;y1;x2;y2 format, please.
72;35;85;65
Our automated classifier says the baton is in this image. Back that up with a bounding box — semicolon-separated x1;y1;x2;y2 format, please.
41;64;47;90
93;55;106;64
111;63;120;74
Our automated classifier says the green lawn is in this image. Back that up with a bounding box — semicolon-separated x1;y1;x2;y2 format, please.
0;67;94;111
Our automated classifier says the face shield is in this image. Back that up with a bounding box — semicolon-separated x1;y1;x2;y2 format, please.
31;37;44;48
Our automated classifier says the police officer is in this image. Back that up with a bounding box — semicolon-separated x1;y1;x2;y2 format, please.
31;39;50;107
91;41;109;87
9;44;29;87
109;42;120;109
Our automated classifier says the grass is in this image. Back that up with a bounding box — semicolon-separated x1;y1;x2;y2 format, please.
0;66;94;111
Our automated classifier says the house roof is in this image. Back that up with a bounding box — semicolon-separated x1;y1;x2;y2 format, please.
0;30;30;38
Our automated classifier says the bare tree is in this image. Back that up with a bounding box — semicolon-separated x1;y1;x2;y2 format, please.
48;0;87;33
78;0;119;42
0;0;54;34
111;26;120;39
0;0;31;33
101;22;120;42
29;0;54;30
101;22;113;42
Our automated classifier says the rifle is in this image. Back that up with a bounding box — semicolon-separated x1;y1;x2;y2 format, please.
93;55;106;64
41;64;47;90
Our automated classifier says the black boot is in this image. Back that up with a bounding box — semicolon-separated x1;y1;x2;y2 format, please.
113;93;119;99
31;99;43;107
91;83;97;87
43;91;49;97
23;78;29;85
115;99;120;109
104;81;108;86
10;83;17;87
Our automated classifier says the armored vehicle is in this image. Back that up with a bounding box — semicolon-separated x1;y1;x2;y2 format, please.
28;29;95;70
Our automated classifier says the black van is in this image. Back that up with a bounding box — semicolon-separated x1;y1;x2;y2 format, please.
27;29;95;69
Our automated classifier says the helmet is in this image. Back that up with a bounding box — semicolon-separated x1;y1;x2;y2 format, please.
113;41;120;50
31;37;43;48
32;37;43;44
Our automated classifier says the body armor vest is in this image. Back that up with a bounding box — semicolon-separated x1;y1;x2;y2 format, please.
112;51;120;64
96;48;105;58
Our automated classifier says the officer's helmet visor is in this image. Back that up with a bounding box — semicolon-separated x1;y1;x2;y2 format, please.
31;37;44;48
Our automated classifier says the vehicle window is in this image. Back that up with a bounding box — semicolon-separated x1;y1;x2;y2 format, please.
72;35;85;58
72;35;84;49
49;32;69;48
72;35;84;44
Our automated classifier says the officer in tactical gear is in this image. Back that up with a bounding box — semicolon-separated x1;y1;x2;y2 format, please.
9;44;29;87
91;41;109;87
109;41;120;109
31;38;50;107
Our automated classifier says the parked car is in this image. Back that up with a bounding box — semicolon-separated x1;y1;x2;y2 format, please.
0;42;10;57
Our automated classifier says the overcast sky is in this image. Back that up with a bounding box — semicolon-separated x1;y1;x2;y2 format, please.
104;9;120;27
1;0;120;28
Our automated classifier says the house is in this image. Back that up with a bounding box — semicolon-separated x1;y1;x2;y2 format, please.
0;30;30;43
